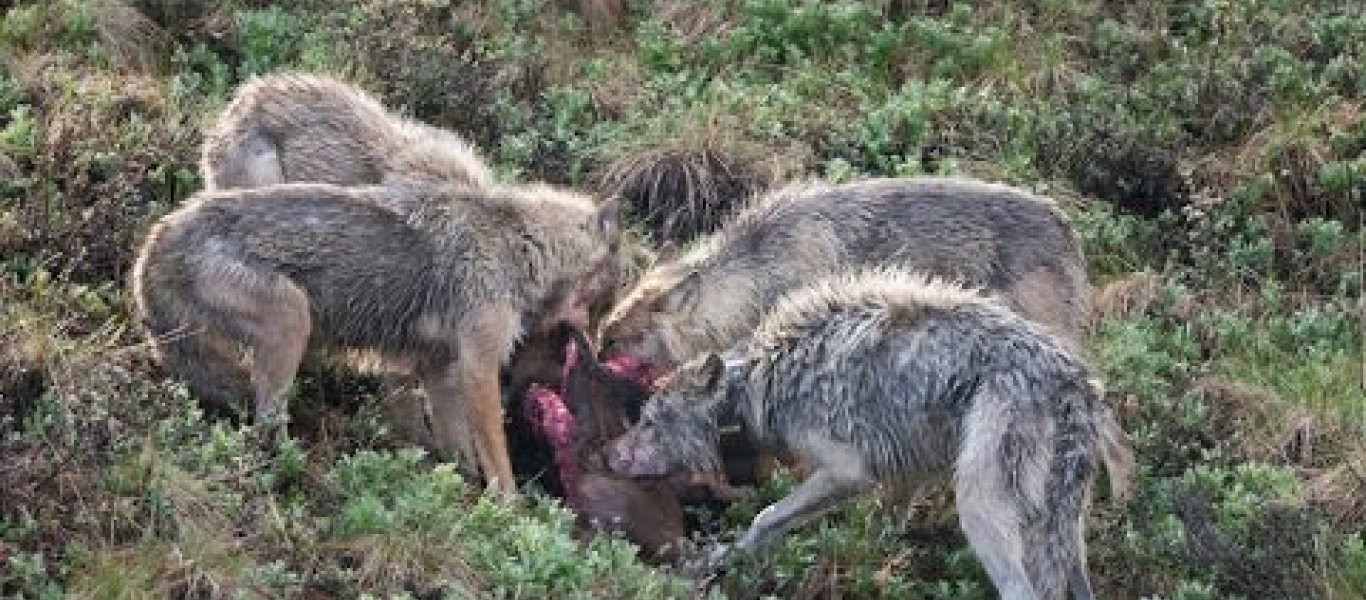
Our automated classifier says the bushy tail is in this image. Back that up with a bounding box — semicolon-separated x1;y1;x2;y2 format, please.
1029;378;1105;600
958;368;1108;600
153;327;252;421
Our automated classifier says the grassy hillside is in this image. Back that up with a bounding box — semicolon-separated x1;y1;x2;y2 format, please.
1;1;1362;598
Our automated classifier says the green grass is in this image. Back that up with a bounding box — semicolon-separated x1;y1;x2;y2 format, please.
1;0;1362;597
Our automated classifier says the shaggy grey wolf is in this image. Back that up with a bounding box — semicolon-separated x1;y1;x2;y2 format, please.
600;176;1132;495
131;182;620;496
608;268;1119;599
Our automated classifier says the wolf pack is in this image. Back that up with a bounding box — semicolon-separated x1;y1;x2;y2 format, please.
131;73;1137;600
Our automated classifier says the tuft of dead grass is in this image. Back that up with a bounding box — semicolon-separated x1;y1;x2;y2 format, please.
1307;455;1366;531
330;531;486;597
566;0;625;33
1090;269;1164;325
593;146;750;243
593;135;808;243
654;0;737;47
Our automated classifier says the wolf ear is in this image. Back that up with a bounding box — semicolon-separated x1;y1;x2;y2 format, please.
659;269;700;312
594;198;621;242
702;353;725;392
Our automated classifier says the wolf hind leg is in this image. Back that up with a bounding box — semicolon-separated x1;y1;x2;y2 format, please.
192;262;311;444
243;278;311;442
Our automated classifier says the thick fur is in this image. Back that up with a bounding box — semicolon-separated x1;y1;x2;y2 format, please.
600;176;1132;497
201;72;492;191
131;182;620;495
609;269;1118;599
602;176;1090;368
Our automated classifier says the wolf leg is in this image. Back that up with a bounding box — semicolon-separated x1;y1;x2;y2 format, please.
425;304;520;497
243;278;311;444
419;364;480;479
459;361;516;496
713;447;871;570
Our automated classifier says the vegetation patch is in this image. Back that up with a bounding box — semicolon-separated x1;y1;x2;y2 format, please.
1;0;1362;597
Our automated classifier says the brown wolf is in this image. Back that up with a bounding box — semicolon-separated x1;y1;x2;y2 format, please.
200;72;492;191
130;182;620;495
608;269;1119;599
198;71;656;468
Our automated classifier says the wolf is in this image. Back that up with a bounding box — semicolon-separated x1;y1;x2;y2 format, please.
200;72;492;191
599;176;1133;495
600;176;1091;372
130;182;621;496
607;268;1121;600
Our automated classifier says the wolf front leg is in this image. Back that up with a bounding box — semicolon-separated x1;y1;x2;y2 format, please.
425;305;521;497
709;454;872;571
459;356;517;497
419;362;480;477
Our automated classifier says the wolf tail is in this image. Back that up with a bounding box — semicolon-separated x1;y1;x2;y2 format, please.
1036;377;1107;600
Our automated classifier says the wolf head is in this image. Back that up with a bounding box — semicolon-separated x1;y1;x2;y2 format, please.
517;186;622;334
606;353;742;478
598;260;694;369
599;232;768;379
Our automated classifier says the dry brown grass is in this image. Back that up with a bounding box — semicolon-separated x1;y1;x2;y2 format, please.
1307;454;1366;530
654;0;738;47
1224;101;1363;222
592;122;809;242
594;146;756;243
1090;269;1163;325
